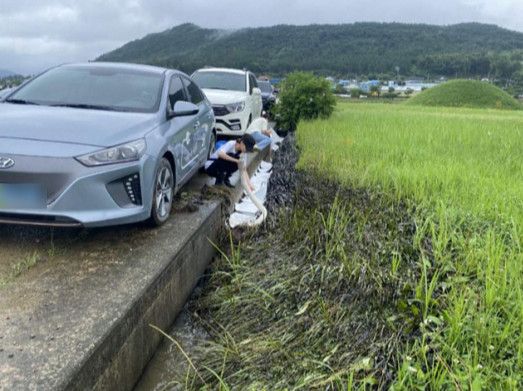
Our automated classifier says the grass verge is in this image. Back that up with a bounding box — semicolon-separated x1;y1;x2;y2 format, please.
166;101;523;389
297;102;523;389
180;175;426;389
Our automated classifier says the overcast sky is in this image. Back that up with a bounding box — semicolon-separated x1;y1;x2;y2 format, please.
1;0;522;75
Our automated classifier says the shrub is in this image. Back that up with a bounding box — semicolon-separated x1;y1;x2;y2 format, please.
274;72;336;131
334;84;346;94
350;88;362;98
382;91;398;99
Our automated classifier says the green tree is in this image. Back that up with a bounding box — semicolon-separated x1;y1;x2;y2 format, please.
350;88;362;98
370;85;381;97
274;72;336;131
334;84;346;94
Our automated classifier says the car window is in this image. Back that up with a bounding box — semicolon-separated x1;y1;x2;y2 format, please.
258;81;273;93
192;71;246;92
250;75;258;89
8;65;164;113
168;76;186;108
183;77;205;104
248;74;259;94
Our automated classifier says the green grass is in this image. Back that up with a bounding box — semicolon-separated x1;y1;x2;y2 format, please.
298;102;523;388
0;252;39;289
406;79;522;110
181;180;424;389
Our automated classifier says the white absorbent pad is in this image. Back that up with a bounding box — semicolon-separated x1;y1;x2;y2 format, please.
229;211;262;228
235;199;259;215
229;159;273;228
259;161;273;172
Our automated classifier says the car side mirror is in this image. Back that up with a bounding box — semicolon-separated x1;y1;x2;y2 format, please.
252;87;261;95
170;101;199;118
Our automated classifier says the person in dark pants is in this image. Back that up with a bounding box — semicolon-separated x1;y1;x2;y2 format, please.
205;134;255;187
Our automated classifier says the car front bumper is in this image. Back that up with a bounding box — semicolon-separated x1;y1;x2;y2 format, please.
212;106;250;136
0;153;157;227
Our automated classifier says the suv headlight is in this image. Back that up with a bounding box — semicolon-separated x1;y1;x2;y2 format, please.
76;139;147;166
225;101;245;113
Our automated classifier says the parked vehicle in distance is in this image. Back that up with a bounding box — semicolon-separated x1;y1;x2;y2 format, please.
0;62;215;227
257;80;276;111
192;67;262;136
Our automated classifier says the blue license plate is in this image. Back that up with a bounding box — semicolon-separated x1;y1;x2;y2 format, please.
0;184;46;209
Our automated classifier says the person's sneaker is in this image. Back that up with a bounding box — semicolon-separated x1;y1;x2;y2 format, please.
224;178;234;188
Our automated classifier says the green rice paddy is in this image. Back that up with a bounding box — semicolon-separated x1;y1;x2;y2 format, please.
168;100;523;390
298;101;523;389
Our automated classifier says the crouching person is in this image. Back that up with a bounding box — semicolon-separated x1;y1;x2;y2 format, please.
246;113;272;150
205;134;255;188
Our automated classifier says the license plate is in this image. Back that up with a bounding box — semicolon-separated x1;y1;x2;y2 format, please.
0;184;46;209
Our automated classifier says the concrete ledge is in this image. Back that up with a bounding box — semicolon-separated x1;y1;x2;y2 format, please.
0;148;267;391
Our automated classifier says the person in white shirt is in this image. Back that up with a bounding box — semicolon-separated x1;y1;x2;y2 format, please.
204;134;255;188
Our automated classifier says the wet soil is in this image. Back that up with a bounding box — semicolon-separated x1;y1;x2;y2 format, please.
163;135;425;389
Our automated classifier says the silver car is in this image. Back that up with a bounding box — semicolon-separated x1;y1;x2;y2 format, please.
0;63;215;227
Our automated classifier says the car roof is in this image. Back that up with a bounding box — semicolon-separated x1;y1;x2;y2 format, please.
60;62;170;75
194;67;248;76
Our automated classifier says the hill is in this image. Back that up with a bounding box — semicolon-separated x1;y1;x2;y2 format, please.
97;23;523;77
0;69;17;78
406;80;522;110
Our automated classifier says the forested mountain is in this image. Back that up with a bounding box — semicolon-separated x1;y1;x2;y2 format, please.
97;23;523;78
0;69;17;78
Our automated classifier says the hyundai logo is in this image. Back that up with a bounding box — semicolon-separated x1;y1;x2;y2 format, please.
0;157;14;169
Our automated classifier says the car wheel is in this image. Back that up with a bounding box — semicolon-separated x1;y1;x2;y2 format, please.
149;158;174;226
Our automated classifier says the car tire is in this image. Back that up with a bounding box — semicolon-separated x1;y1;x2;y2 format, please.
148;158;174;227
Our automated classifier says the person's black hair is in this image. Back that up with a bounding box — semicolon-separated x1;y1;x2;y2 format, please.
239;134;255;152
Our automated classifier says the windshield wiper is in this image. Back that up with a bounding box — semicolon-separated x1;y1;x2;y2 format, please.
5;99;40;105
50;103;119;111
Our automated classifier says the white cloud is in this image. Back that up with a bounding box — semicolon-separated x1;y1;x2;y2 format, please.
0;37;76;56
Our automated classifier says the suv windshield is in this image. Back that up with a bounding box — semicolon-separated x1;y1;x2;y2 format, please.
257;81;273;93
192;71;246;92
7;65;164;113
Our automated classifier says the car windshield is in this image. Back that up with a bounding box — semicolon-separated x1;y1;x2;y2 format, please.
258;81;273;93
192;71;246;92
7;65;164;113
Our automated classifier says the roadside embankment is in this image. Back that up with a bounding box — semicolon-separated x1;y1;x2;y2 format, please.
0;148;267;391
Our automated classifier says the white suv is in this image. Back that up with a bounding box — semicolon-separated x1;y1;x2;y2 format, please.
192;67;262;136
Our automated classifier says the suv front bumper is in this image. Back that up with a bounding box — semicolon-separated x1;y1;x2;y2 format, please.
212;105;249;136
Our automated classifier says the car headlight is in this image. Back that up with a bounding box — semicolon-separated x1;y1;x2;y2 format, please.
76;139;147;166
225;101;245;113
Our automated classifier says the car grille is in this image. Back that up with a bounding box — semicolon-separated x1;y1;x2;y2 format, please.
0;171;71;205
212;105;230;117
